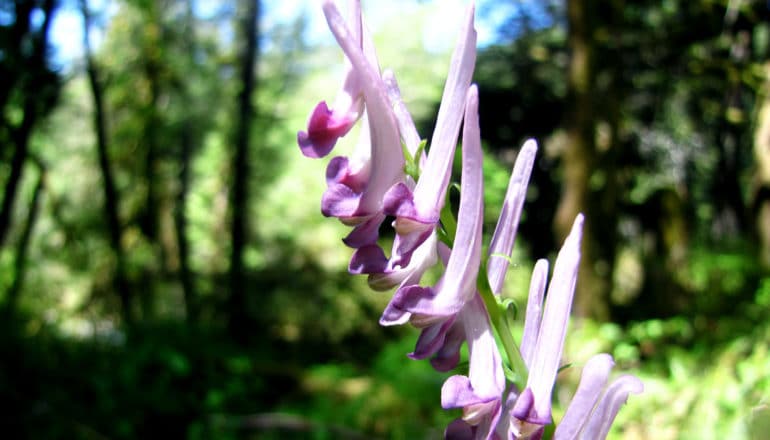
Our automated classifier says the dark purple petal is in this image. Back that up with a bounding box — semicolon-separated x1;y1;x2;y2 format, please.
445;419;474;440
379;304;410;326
298;101;357;158
511;387;536;422
383;182;418;219
382;182;438;268
348;244;389;274
321;181;362;219
430;320;465;371
342;212;385;248
510;387;550;439
409;316;457;361
325;156;370;193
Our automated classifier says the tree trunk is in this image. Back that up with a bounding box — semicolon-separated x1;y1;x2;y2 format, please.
228;0;259;339
3;160;45;317
0;0;57;250
80;0;133;326
555;0;611;320
0;116;32;249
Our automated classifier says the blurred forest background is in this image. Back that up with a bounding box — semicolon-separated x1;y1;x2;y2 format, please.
2;0;770;438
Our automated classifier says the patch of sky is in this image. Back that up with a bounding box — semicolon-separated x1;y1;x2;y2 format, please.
47;0;552;70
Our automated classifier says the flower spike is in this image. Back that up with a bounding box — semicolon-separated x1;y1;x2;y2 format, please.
298;2;642;437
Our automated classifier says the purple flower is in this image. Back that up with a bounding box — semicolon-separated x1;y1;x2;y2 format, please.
381;2;478;270
380;84;484;329
508;214;584;438
297;0;367;159
553;354;644;439
441;294;505;440
309;0;405;247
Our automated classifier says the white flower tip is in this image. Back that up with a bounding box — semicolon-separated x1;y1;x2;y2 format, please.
322;0;336;14
522;138;538;153
618;374;644;395
587;353;615;369
572;213;585;235
382;69;395;84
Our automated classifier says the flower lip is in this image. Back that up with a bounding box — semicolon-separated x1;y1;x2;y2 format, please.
298;101;358;158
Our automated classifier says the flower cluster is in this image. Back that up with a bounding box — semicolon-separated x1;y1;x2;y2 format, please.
297;1;642;438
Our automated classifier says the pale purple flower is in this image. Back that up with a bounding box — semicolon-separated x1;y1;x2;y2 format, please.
509;214;584;438
380;84;484;329
298;0;375;159
553;354;644;439
441;294;505;440
309;0;405;247
298;3;643;439
345;1;478;294
381;2;478;270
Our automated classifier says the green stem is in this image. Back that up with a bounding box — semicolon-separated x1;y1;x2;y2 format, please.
439;198;528;387
478;273;529;386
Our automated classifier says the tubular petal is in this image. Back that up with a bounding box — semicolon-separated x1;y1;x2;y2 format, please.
486;139;537;294
553;354;615;440
323;0;404;216
520;259;549;367
519;214;584;427
578;375;644;440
